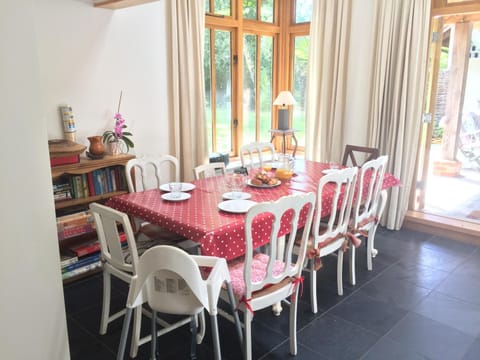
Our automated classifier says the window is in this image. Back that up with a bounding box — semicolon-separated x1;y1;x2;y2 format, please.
205;0;312;157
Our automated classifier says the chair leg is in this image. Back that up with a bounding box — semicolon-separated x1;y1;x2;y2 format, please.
190;316;198;359
337;249;344;296
116;308;133;360
243;310;253;360
309;259;318;314
225;281;244;352
289;289;299;355
210;314;221;360
129;305;142;358
151;310;157;360
196;310;205;344
348;244;356;286
100;270;111;335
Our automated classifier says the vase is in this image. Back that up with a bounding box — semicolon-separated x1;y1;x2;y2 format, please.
87;136;105;156
108;141;122;156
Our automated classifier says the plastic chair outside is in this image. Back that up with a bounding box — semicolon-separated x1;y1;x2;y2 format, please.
90;203;194;358
116;245;243;360
125;155;184;242
342;145;379;167
223;193;316;359
348;155;388;285
298;167;358;313
193;162;226;180
240;142;276;169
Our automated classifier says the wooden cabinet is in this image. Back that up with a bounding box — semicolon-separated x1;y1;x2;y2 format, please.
51;153;135;283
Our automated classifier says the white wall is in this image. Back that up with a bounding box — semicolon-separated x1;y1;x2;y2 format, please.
36;0;171;157
0;1;171;358
344;0;376;146
0;1;70;359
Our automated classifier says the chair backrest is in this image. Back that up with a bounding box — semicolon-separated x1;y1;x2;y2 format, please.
312;167;358;255
240;142;276;169
243;192;316;298
125;155;180;192
126;245;209;316
89;202;139;274
193;162;226;180
342;145;379;167
353;155;388;228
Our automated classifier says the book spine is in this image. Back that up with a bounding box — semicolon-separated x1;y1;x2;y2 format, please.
71;241;101;257
110;168;117;192
94;170;103;195
62;253;101;273
62;261;102;280
105;167;113;193
60;256;78;269
74;175;84;199
87;172;95;196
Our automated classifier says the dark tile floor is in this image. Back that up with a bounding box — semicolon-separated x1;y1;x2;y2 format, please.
64;227;480;360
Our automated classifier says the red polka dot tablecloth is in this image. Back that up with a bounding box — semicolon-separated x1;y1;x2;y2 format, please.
106;160;401;260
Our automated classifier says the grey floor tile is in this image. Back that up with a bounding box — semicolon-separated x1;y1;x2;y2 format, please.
387;312;476;360
361;336;427;360
462;338;480;360
298;313;380;360
329;290;408;336
414;290;480;337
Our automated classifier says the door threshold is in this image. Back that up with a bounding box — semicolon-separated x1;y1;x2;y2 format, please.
404;210;480;246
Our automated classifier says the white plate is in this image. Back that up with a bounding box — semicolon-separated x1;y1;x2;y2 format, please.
161;192;191;201
218;199;257;214
246;179;281;188
222;191;252;200
322;169;340;175
160;182;196;192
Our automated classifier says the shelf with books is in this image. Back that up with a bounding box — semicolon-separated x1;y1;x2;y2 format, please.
50;152;135;283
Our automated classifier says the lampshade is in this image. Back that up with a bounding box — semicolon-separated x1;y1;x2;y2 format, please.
273;91;296;107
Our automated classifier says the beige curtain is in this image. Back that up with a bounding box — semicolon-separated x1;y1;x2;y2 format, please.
368;0;430;229
167;1;208;182
305;0;352;162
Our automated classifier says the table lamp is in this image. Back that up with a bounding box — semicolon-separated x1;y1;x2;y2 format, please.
273;91;296;130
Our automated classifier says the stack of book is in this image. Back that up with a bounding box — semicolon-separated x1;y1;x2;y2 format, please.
61;232;128;280
57;211;95;241
53;182;72;201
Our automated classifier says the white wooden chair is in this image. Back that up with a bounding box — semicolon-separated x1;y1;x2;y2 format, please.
296;167;358;313
90;203;196;358
125;155;183;242
222;192;316;359
116;245;243;360
193;162;226;180
240;141;276;169
348;155;389;285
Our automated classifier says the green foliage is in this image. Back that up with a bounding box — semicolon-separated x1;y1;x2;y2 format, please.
102;131;134;152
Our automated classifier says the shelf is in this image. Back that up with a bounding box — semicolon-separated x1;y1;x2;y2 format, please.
51;153;135;179
94;0;158;9
55;190;128;210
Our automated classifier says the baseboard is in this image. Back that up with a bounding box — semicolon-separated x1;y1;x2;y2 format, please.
404;210;480;246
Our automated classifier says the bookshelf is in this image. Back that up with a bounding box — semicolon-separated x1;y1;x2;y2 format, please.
51;153;135;283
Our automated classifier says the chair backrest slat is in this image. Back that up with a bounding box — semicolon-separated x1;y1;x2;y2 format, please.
125;155;180;193
240;142;276;169
342;145;379;167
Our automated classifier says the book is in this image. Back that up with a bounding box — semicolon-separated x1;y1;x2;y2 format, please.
60;253;78;269
62;260;102;280
50;154;80;167
57;211;95;241
69;232;126;257
105;168;113;193
87;172;95;196
110;168;117;192
62;252;101;273
81;174;89;198
74;175;84;199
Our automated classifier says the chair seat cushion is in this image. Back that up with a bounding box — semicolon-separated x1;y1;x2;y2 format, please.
227;252;286;298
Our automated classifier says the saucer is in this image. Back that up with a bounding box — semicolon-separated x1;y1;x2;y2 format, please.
160;182;196;192
222;191;252;200
218;199;257;213
161;192;191;201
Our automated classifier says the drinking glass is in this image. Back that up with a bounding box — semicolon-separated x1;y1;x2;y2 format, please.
168;182;182;199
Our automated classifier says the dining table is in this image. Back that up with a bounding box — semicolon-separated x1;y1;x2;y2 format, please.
105;159;401;261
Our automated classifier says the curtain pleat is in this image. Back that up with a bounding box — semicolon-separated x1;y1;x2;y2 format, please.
305;0;352;162
167;1;208;181
368;0;430;229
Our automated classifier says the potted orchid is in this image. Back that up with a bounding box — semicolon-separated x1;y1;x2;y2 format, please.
102;92;134;154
